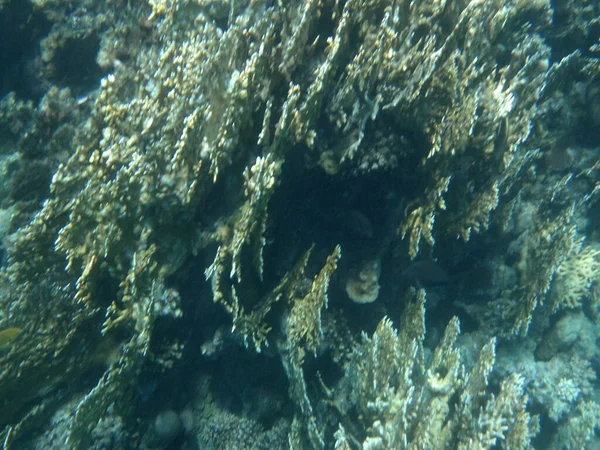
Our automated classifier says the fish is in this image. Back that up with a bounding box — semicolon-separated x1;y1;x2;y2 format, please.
402;260;449;288
0;327;22;350
335;209;374;239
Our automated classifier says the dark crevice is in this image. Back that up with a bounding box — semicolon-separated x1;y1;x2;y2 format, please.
0;0;51;101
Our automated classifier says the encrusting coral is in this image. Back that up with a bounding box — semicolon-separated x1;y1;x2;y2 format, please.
344;259;381;304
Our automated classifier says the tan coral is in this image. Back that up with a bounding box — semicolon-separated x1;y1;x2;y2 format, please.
550;244;600;311
319;150;341;176
345;258;381;304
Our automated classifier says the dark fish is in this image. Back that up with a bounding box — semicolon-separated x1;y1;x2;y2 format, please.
402;260;449;288
336;209;373;239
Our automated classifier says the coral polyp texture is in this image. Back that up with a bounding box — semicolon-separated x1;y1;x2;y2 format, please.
0;0;598;448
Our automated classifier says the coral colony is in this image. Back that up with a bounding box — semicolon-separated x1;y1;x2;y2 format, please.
0;0;599;448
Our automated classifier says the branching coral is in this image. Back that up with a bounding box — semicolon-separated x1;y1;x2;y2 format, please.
333;289;539;450
549;242;600;311
280;246;342;450
399;176;450;259
287;246;341;354
0;0;598;448
0;1;281;445
509;206;580;335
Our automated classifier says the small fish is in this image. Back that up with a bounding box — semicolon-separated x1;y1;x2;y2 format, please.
336;209;374;239
402;260;449;288
0;327;22;350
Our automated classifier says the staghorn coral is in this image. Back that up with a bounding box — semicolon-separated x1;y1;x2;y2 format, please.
205;153;282;313
316;0;555;262
399;176;450;260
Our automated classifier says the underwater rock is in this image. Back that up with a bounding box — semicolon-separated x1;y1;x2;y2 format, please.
342;199;404;304
318;150;340;175
535;312;584;361
179;408;195;435
154;409;183;447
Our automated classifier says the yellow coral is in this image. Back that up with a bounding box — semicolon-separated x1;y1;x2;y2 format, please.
550;244;600;311
288;246;341;354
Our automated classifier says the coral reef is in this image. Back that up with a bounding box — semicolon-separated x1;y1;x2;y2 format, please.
0;0;598;448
